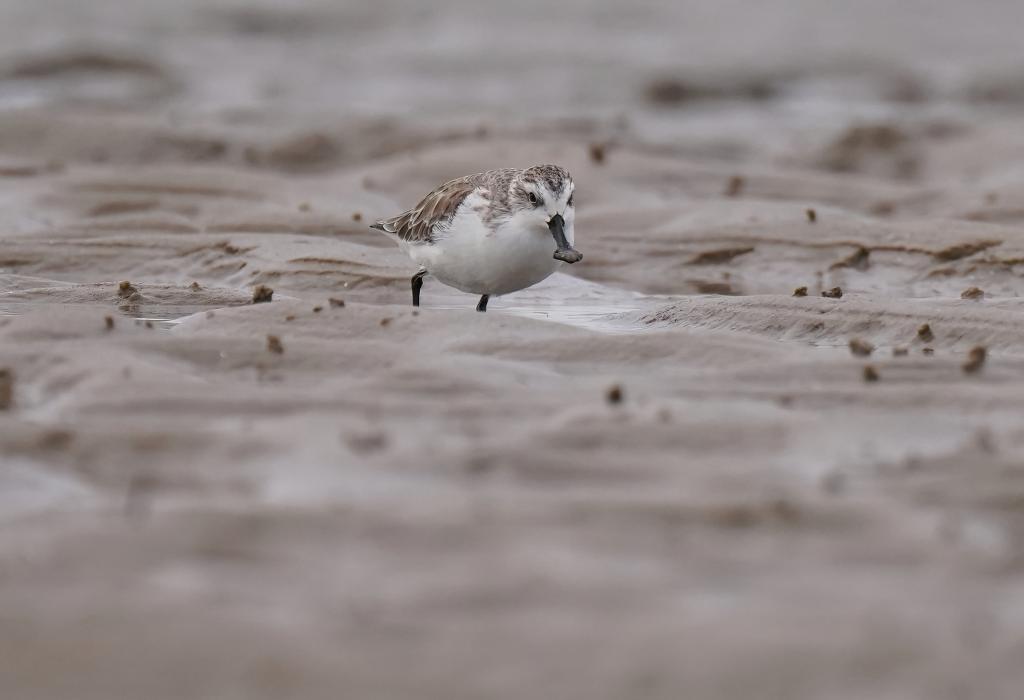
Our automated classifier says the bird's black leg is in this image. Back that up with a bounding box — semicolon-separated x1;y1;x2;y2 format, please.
476;294;489;312
411;269;427;307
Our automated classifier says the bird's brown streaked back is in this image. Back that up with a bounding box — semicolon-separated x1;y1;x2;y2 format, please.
371;175;480;245
372;168;529;244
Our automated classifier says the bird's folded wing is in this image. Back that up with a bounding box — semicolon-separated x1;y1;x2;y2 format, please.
372;176;479;245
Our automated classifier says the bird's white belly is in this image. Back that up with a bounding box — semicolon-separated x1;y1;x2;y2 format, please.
409;211;561;296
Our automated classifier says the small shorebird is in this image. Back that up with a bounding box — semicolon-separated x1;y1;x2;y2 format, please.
371;165;582;312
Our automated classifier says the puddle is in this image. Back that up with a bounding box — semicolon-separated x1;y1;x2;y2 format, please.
423;301;645;333
0;274;668;336
126;305;213;330
502;303;642;333
421;273;667;334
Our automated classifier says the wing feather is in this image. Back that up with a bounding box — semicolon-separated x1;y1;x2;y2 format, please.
372;175;480;245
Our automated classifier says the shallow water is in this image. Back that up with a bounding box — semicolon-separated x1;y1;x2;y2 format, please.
500;302;645;333
0;283;656;335
423;300;651;333
420;271;664;333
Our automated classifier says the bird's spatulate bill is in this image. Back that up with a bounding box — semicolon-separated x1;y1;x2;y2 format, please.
549;214;582;263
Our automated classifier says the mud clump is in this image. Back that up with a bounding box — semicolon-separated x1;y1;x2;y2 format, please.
917;323;934;342
922;347;935;356
871;201;896;217
379;318;391;327
266;335;284;354
312;306;323;313
252;285;274;303
806;208;817;223
793;286;808;297
962;346;987;374
0;368;12;409
189;281;202;291
893;346;909;357
687;246;753;265
961;286;985;300
606;384;624;405
104;315;115;331
863;366;880;383
848;339;875;357
645;78;698;104
822;287;843;299
724;175;745;198
117;280;143;309
328;297;346;308
588;142;606;164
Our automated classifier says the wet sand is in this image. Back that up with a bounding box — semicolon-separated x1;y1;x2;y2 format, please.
3;1;1024;698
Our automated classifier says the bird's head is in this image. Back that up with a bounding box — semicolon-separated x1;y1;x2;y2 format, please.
511;164;580;264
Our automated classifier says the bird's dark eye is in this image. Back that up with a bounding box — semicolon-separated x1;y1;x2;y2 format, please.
567;193;574;207
528;192;539;206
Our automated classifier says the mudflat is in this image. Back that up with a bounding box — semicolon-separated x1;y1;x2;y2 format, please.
3;1;1024;698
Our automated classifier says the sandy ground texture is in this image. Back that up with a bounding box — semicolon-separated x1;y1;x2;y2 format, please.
4;1;1024;698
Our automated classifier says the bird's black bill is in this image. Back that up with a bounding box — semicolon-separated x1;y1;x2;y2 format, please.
548;214;582;264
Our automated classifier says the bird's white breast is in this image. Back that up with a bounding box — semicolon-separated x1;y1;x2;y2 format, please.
407;191;562;296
